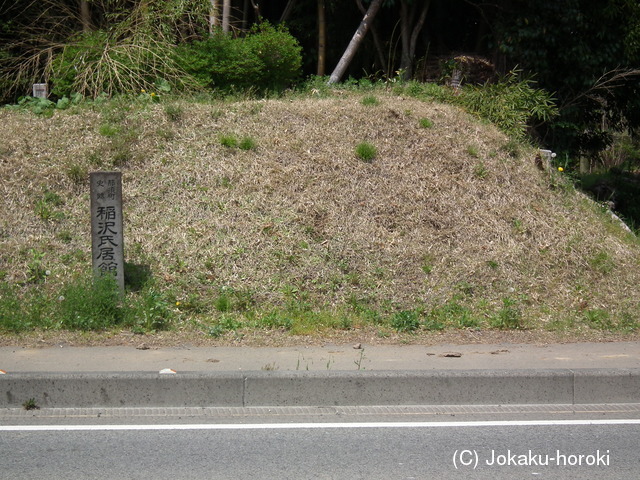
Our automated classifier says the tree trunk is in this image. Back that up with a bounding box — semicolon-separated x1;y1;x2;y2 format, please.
242;0;249;30
281;0;297;23
317;0;327;76
250;0;261;21
399;0;431;80
222;0;231;32
210;0;220;33
79;0;91;32
354;0;388;77
328;0;384;84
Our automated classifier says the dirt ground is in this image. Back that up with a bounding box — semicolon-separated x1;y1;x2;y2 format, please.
1;326;638;349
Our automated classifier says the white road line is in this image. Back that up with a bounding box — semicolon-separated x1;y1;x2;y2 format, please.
2;419;640;431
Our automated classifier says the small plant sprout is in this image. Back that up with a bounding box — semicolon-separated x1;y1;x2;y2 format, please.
361;95;379;106
219;134;238;148
354;348;366;370
22;398;39;410
473;162;488;179
391;310;420;332
239;136;257;150
421;254;434;274
164;104;183;122
419;117;433;128
356;142;377;162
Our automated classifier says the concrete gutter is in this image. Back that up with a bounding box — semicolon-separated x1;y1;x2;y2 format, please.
2;369;639;408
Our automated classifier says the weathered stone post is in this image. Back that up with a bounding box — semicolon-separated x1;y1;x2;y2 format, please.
32;83;48;98
90;172;125;295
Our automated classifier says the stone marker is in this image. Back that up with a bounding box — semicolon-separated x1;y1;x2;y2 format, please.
32;83;48;99
90;172;125;295
539;149;556;169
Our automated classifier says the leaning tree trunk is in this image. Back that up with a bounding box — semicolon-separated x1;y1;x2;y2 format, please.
328;0;384;84
355;0;388;77
317;0;327;76
281;0;297;23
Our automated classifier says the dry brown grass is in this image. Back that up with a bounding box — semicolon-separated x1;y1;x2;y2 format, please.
1;90;639;343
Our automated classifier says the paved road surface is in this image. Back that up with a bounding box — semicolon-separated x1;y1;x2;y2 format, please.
2;407;639;479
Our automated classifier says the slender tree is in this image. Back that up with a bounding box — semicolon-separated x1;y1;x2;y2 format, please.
354;0;388;77
222;0;231;32
210;0;220;33
317;0;327;75
281;0;297;22
399;0;431;80
328;0;384;83
80;0;92;32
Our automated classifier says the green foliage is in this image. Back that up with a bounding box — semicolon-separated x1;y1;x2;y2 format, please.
25;249;47;284
215;293;232;312
5;96;55;116
179;22;302;94
473;162;488;179
421;254;434;274
495;1;640;157
391;310;420;332
397;81;453;103
0;0;207;103
57;275;124;330
458;70;558;139
50;23;190;98
466;145;480;157
34;190;65;222
164;103;183;122
219;134;238;148
257;311;294;330
419;117;434;128
126;286;174;333
0;282;24;331
430;301;479;329
579;167;640;231
99;123;120;137
490;297;523;329
2;94;83;116
355;142;377;162
0;273;174;333
219;133;257;150
239;137;257;151
66;163;87;185
583;309;613;329
22;398;39;411
589;250;616;275
361;95;379;106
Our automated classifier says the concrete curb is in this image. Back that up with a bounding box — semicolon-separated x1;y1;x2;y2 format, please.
2;369;639;408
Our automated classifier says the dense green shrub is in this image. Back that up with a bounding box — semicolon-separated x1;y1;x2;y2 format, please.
51;29;187;98
458;71;558;139
179;23;302;93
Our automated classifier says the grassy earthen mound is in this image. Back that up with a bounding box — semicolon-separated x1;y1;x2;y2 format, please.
1;90;638;343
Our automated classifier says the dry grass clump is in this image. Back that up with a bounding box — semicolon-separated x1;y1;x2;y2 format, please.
1;91;639;337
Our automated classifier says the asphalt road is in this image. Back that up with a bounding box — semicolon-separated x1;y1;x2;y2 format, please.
2;408;639;479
